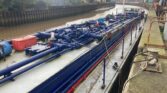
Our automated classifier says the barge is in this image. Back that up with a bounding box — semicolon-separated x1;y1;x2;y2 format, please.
0;8;144;93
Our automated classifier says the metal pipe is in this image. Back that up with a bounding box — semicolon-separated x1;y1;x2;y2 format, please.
0;48;70;84
130;24;133;45
0;47;58;77
121;28;125;59
101;58;106;89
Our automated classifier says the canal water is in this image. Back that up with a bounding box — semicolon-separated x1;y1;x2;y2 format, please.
0;8;111;40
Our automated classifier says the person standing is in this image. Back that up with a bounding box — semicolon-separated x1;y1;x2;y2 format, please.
153;0;162;17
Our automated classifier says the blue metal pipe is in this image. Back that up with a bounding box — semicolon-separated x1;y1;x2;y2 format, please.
0;47;59;76
0;48;70;84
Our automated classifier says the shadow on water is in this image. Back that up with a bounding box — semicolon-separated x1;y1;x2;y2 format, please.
0;9;110;40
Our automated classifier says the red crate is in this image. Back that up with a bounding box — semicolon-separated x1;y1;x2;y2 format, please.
12;35;37;51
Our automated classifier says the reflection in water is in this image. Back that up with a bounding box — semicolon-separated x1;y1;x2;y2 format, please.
0;9;110;40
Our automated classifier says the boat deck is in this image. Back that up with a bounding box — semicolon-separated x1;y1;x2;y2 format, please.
0;5;146;93
0;23;140;93
75;20;144;93
0;42;97;93
123;10;167;93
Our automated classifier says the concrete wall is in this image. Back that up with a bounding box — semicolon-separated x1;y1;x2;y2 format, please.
0;3;114;26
